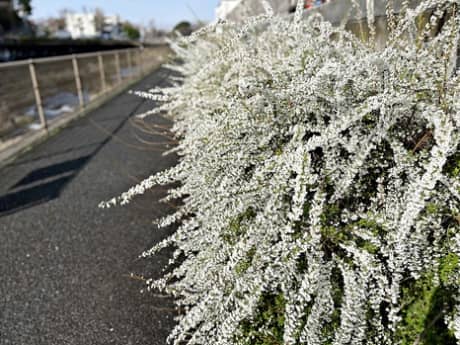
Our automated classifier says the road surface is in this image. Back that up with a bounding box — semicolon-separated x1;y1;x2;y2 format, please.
0;68;177;345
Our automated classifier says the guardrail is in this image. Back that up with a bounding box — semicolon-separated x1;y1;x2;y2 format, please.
0;46;169;149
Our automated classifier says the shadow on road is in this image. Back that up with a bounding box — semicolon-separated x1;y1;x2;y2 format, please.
0;68;174;219
0;96;147;218
10;155;91;190
0;175;74;217
6;142;100;168
0;155;93;216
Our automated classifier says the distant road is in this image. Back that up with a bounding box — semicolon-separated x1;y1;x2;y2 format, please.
0;68;177;345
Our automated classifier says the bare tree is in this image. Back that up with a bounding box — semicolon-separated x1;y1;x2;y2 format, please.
94;7;105;33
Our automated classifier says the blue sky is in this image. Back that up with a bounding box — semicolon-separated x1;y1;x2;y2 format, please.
31;0;220;29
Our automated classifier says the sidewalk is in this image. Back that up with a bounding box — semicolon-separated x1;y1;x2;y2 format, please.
0;67;176;345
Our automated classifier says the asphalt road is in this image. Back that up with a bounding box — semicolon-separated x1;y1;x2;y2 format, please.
0;68;178;345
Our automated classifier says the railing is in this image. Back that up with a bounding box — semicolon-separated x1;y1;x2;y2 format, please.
0;45;170;149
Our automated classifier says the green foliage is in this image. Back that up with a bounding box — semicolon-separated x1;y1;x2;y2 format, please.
440;253;459;286
320;211;383;255
222;207;256;245
398;274;438;344
322;268;344;344
122;22;140;40
173;21;192;36
444;148;460;178
274;147;283;156
320;203;342;226
425;202;440;214
235;247;257;275
397;270;457;345
238;293;286;345
356;240;379;255
17;0;32;16
108;0;460;343
357;218;385;237
0;2;21;31
321;225;350;247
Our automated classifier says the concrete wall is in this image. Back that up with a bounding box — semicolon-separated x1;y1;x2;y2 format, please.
224;0;296;21
305;0;427;49
222;0;420;22
216;0;243;20
221;0;458;64
305;0;422;25
221;0;422;49
309;0;458;66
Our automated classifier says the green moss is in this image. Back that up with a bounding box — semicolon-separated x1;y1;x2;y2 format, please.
238;293;286;345
397;273;457;345
397;275;436;344
396;252;460;345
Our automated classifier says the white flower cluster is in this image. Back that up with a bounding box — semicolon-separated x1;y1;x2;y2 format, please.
104;0;460;344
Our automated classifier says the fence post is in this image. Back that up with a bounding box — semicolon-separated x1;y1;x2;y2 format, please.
72;55;85;108
138;48;145;75
97;53;107;93
115;51;122;84
28;59;47;131
127;49;133;79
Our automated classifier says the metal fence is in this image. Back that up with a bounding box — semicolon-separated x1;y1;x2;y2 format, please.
0;45;170;147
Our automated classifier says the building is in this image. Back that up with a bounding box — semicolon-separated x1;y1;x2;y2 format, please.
101;15;123;40
66;13;98;39
35;17;71;38
65;12;123;40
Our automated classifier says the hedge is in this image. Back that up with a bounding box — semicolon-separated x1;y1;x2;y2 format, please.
103;1;460;344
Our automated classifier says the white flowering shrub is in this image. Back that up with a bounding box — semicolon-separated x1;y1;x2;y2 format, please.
103;0;460;344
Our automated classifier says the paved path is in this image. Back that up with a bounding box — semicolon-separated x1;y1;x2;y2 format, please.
0;68;177;345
